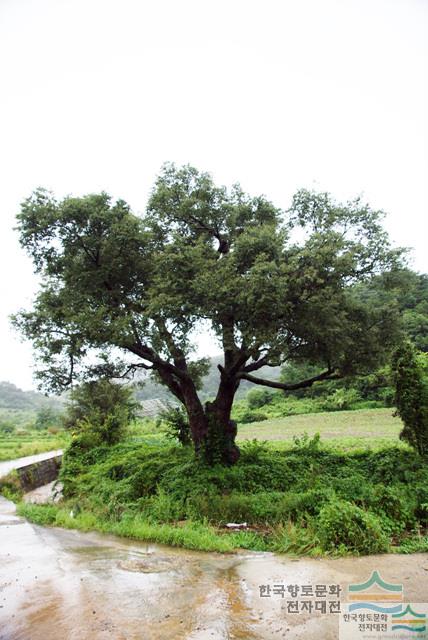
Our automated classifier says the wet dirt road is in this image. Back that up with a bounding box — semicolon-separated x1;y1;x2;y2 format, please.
1;494;428;640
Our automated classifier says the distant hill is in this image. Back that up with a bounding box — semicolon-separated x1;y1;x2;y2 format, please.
0;381;64;412
134;355;281;403
0;355;281;412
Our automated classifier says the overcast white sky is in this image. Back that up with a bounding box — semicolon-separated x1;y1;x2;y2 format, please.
0;0;427;391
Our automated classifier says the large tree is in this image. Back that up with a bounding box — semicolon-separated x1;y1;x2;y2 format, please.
14;164;403;463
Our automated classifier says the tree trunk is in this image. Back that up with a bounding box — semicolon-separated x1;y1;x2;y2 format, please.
203;401;240;465
181;383;209;453
201;375;240;465
175;372;240;465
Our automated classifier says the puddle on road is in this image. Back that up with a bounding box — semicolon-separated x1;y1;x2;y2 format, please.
1;493;428;639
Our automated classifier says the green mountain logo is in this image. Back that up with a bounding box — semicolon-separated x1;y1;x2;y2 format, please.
348;571;403;614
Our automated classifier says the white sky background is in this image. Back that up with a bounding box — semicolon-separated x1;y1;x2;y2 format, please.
0;0;427;391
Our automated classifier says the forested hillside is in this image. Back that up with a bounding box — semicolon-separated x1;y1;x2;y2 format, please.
0;381;63;411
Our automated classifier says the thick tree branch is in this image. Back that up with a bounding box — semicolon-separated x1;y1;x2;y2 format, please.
116;362;153;379
238;367;341;390
242;355;272;373
125;343;188;381
155;367;186;404
156;318;188;371
186;213;229;255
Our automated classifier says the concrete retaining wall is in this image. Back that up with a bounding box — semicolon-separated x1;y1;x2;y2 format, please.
16;455;62;491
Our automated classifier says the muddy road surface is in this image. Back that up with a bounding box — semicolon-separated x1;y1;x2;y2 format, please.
1;494;428;639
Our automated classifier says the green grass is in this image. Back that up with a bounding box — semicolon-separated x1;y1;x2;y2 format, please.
17;502;329;555
3;406;399;464
17;503;238;552
0;432;68;462
237;408;404;451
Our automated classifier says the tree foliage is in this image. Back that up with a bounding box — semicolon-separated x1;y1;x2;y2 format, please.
13;164;404;463
358;269;428;352
279;268;428;403
34;406;60;430
64;380;136;446
159;405;192;447
398;271;428;352
392;343;428;455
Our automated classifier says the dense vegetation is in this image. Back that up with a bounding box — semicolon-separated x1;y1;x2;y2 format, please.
18;434;428;556
6;369;428;556
4;264;428;459
392;343;428;454
137;271;428;404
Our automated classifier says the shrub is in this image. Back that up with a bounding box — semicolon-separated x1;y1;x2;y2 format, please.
319;389;361;412
317;500;389;554
47;426;60;435
0;470;23;501
0;420;15;435
292;432;321;450
238;410;268;424
332;473;371;505
392;343;428;455
158;405;191;446
35;406;61;430
378;387;395;407
352;368;393;404
184;486;333;525
53;437;428;555
63;380;137;447
414;484;428;525
367;485;417;536
246;389;274;409
359;448;420;484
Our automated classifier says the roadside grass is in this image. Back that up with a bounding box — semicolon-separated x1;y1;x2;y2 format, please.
18;503;240;553
17;502;328;555
19;496;428;557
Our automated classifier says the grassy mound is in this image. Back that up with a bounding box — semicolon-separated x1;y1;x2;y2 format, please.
17;434;428;556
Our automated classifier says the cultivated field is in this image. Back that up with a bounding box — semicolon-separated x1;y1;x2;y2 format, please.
0;432;68;462
0;407;405;462
237;407;405;451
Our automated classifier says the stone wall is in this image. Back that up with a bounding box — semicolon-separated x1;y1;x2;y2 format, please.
16;455;62;491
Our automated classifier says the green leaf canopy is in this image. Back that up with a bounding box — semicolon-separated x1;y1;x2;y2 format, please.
13;163;404;399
